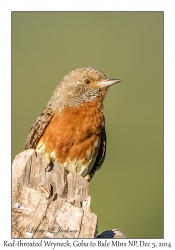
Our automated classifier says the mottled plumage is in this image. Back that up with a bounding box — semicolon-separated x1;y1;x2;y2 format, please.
25;66;121;181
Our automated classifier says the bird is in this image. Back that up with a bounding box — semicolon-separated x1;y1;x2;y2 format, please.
25;66;121;181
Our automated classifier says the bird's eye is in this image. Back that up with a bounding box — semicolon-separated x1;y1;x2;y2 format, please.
85;79;90;84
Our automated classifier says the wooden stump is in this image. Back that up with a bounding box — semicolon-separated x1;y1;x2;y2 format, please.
12;149;126;239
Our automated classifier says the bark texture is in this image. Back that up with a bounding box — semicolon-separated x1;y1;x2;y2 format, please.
12;149;126;239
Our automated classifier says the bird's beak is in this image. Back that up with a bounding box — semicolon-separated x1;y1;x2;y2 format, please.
97;79;122;89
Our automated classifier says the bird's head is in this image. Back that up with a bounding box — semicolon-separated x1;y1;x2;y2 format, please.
49;66;121;110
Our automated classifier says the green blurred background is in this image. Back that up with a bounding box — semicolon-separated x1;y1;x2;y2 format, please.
12;12;163;238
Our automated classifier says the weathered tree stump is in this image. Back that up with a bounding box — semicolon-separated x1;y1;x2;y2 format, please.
12;149;126;239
